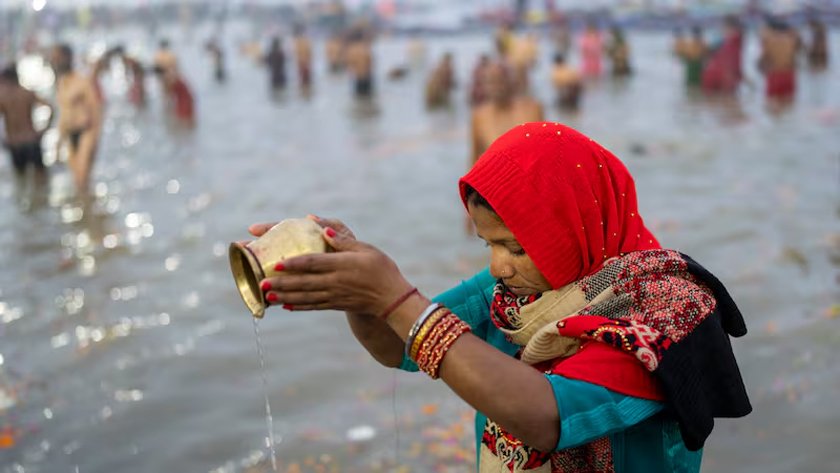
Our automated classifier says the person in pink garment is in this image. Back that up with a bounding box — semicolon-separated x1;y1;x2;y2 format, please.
701;16;744;94
579;20;603;78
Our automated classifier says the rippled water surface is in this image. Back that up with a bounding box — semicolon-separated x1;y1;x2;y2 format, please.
1;24;838;473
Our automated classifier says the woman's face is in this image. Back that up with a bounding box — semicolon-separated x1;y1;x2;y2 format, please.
469;202;552;296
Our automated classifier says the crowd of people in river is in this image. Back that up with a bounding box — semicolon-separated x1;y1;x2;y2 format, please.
0;14;832;204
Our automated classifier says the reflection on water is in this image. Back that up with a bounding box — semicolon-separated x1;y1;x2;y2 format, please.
1;24;839;473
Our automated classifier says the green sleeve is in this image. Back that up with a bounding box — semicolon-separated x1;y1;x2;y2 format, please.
546;375;664;451
398;268;496;372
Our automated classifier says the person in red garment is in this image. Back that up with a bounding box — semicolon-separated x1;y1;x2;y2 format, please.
702;15;744;94
250;122;752;472
758;16;800;102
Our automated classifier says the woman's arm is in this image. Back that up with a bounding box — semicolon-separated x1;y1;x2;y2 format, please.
345;312;404;367
262;229;561;451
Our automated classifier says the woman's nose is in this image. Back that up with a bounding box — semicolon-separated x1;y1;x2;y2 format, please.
489;249;513;280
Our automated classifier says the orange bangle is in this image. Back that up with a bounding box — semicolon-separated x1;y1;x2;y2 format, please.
418;315;470;379
416;313;457;369
416;313;458;371
424;322;470;378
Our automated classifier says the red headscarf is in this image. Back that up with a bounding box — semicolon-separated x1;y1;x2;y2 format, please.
460;122;660;288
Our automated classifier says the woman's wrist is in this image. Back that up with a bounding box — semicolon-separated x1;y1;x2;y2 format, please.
385;294;432;341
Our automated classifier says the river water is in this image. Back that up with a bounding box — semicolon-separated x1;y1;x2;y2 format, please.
0;22;838;473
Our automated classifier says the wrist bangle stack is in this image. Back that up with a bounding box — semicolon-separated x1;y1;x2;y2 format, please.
405;303;442;358
406;304;471;379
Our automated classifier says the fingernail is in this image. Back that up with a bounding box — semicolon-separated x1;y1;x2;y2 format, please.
325;227;336;238
282;304;294;310
266;293;278;303
260;281;271;291
274;262;285;271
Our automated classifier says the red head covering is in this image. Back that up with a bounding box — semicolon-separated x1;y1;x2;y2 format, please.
460;122;660;288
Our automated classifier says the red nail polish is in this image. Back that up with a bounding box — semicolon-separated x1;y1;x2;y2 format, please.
274;262;285;271
326;228;336;238
266;293;278;302
260;281;271;291
282;304;294;310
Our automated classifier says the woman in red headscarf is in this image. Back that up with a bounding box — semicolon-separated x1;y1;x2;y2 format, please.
252;122;751;472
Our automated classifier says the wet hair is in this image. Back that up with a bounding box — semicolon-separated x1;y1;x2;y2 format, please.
348;28;365;43
1;64;18;83
553;53;566;64
766;15;790;31
56;43;73;63
691;25;703;37
159;39;170;49
724;15;742;30
464;184;496;213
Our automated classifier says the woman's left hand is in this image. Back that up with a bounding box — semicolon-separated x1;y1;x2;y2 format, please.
261;227;414;315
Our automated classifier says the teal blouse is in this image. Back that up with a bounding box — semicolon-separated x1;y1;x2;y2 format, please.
399;268;702;473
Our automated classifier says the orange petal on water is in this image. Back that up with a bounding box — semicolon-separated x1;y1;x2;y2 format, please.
0;430;15;449
421;403;439;415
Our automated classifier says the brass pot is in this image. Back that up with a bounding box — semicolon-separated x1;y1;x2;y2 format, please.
229;218;327;318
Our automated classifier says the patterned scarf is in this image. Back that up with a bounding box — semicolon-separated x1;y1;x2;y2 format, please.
491;285;542;332
479;249;716;473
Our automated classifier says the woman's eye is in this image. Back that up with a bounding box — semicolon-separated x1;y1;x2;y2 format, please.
511;248;527;256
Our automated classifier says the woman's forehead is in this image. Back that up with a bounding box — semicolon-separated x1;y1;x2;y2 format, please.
469;204;516;240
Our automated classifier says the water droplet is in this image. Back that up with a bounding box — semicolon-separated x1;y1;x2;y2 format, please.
51;333;70;348
140;223;155;238
165;255;181;271
114;389;144;402
346;425;376;442
43;408;53;419
0;353;4;365
103;234;119;249
79;256;96;276
166;179;181;194
182;291;199;308
125;212;150;228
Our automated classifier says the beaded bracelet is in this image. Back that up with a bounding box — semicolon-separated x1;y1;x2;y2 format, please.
423;322;471;378
415;311;458;369
416;312;471;379
404;303;443;358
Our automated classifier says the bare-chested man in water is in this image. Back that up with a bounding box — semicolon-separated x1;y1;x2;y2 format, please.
293;24;313;90
758;17;801;102
0;64;53;181
51;44;103;195
153;39;179;88
345;30;374;99
470;62;543;168
550;53;583;111
466;62;542;232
